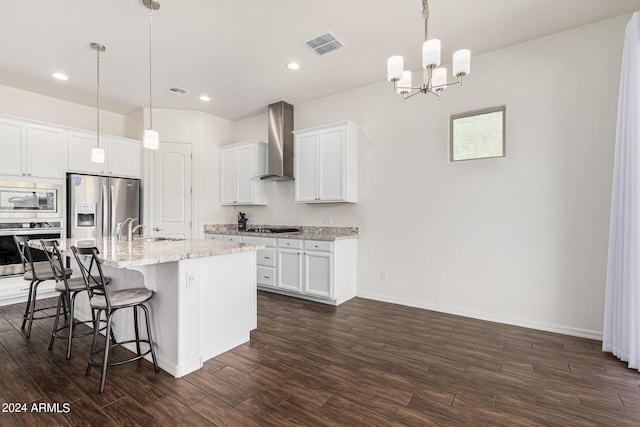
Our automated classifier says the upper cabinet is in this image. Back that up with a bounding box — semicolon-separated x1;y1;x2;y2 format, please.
0;117;64;179
294;121;358;203
67;131;141;178
220;140;267;205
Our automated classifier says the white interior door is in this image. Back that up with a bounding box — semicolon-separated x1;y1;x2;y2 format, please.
153;142;192;238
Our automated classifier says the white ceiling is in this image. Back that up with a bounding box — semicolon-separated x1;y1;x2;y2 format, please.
1;0;640;121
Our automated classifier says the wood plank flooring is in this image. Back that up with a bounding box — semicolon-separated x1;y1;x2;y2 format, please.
0;291;639;426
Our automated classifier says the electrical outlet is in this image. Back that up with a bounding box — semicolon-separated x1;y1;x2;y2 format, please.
186;272;197;288
323;218;333;225
381;271;389;281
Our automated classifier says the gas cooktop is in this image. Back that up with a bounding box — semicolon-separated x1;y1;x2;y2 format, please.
245;227;300;234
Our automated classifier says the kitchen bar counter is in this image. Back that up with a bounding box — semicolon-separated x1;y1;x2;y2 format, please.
203;224;359;240
51;236;263;268
31;237;262;378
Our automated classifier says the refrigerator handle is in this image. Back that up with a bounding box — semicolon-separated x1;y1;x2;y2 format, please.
110;184;116;237
102;184;109;237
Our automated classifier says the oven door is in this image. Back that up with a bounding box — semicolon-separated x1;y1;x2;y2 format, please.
0;229;61;277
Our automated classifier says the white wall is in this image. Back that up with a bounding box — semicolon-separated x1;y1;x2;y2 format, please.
230;15;628;339
0;84;125;136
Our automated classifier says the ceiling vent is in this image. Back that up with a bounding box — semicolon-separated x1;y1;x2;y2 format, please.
168;86;189;95
303;32;345;56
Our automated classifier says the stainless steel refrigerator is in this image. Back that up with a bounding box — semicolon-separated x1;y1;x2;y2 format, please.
67;173;141;239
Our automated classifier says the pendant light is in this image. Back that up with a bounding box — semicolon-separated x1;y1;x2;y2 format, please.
91;43;106;163
143;0;160;149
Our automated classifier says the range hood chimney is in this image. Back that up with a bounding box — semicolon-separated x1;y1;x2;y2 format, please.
259;101;294;181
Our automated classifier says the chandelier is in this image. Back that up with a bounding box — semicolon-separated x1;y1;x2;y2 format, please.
387;0;471;100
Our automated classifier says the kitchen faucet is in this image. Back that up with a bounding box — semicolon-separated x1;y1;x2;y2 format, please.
116;218;144;241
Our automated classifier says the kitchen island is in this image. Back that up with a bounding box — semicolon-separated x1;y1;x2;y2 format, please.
44;237;263;378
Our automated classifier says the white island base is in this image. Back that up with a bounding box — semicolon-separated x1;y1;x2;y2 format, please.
74;250;257;378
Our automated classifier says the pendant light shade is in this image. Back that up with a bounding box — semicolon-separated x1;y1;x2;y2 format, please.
143;129;159;149
91;42;106;163
143;0;160;149
91;146;105;163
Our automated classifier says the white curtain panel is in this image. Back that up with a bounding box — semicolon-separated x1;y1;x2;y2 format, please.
603;12;640;370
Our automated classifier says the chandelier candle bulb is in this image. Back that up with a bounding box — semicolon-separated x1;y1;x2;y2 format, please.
387;56;404;82
453;49;471;77
422;39;441;69
432;67;447;89
396;71;412;94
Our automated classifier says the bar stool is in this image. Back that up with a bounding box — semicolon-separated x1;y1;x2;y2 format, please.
14;235;72;338
41;239;112;360
72;246;159;394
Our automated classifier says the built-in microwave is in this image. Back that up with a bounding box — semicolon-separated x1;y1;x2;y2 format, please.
0;181;62;219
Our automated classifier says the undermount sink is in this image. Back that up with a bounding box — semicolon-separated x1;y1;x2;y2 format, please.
136;236;185;242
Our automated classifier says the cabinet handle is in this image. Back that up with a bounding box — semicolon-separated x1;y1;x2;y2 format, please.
264;256;271;259
264;276;270;279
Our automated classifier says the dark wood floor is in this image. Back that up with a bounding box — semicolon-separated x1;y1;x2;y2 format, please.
1;291;639;426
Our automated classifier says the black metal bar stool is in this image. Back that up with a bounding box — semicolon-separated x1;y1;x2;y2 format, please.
41;239;113;360
72;245;159;394
14;235;72;338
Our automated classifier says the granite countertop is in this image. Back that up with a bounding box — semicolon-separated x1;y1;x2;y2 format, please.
203;224;359;241
29;237;264;269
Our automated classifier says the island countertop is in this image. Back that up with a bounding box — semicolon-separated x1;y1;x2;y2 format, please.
32;237;264;269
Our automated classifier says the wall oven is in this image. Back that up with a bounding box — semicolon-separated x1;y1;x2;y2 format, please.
0;221;62;277
0;181;62;219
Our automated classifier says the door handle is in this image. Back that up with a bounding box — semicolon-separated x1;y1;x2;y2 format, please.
154;227;163;232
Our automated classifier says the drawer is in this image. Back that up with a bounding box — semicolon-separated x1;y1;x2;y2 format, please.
223;235;242;243
304;240;333;252
257;266;275;287
205;234;223;241
257;248;276;267
278;238;302;249
243;236;276;247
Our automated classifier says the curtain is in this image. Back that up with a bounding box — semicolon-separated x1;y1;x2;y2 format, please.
603;12;640;370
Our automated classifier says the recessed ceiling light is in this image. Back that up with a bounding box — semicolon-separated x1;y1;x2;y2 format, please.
52;72;69;81
286;62;301;71
199;95;211;102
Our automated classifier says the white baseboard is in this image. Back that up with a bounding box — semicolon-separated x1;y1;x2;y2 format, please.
356;291;603;341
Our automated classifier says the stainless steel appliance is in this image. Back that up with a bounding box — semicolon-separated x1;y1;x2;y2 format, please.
0;181;62;219
67;174;140;239
0;221;62;276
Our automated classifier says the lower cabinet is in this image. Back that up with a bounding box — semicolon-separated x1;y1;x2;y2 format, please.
204;233;357;305
243;236;276;288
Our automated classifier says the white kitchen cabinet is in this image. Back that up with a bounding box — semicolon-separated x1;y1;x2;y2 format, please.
204;231;357;305
222;235;242;243
244;236;276;288
105;136;142;178
0;117;64;179
303;240;333;299
294;121;358;203
277;240;303;293
220;140;267;206
67;130;142;178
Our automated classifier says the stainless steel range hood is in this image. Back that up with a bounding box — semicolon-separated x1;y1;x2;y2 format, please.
258;101;294;181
